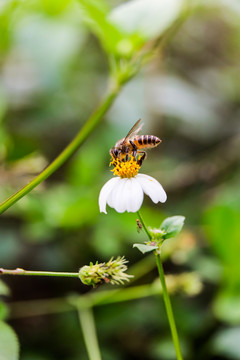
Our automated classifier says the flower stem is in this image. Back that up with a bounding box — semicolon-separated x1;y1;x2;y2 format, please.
155;253;183;360
78;306;102;360
137;211;183;360
0;84;119;215
0;267;79;278
137;211;152;241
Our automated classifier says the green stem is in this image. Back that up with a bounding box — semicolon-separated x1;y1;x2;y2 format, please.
10;297;74;319
0;267;79;278
0;84;119;215
78;306;102;360
138;211;183;360
137;211;152;240
155;253;183;360
9;275;184;319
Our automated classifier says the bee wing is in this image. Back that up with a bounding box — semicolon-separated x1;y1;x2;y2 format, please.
124;119;143;140
114;137;125;147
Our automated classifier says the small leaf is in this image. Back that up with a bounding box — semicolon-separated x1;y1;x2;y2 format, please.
109;0;183;40
0;321;19;360
160;216;185;239
133;243;158;254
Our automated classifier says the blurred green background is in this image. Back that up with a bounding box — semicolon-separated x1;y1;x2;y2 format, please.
0;0;240;359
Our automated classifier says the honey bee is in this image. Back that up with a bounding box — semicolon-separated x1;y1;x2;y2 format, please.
110;119;162;166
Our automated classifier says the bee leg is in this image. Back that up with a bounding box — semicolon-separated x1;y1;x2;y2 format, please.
125;147;129;161
137;151;146;166
129;141;137;158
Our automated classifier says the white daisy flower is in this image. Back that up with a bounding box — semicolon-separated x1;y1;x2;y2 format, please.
99;157;167;214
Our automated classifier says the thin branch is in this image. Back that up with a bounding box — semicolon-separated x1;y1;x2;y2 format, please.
0;267;79;278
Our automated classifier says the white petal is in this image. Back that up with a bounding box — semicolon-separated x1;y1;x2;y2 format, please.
108;178;129;213
125;178;144;212
136;174;167;203
107;178;144;213
99;177;120;213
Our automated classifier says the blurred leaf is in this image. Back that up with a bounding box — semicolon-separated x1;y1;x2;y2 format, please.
0;280;10;297
78;0;184;57
213;292;240;324
17;184;99;229
0;230;22;266
92;211;145;257
151;336;189;360
0;0;18;51
61;195;98;228
0;321;19;360
160;216;185;239
205;205;240;266
78;0;125;55
67;135;107;186
151;337;177;360
190;255;222;283
211;327;240;359
0;302;9;321
40;0;72;15
14;14;84;92
109;0;183;39
204;179;240;322
205;203;240;293
133;243;158;254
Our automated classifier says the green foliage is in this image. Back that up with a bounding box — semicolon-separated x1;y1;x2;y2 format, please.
133;216;185;254
213;292;240;325
204;179;240;323
78;0;124;56
160;216;185;240
133;243;158;254
0;280;10;297
0;302;9;321
78;0;184;58
0;321;19;360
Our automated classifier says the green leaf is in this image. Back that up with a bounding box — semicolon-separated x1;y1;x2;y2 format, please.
160;216;185;239
0;321;19;360
78;0;184;57
0;280;10;296
0;302;9;321
133;243;158;254
213;292;240;324
109;0;183;40
78;0;125;55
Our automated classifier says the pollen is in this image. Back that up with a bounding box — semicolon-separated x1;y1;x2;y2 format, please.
110;156;141;178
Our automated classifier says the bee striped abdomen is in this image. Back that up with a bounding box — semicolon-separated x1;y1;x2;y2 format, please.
133;135;161;148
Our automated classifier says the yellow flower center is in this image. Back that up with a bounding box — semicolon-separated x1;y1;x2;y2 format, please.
110;156;140;178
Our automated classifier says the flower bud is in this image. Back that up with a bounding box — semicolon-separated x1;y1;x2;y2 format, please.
79;257;133;287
